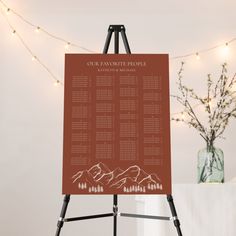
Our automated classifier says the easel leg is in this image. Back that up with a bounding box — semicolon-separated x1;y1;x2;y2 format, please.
120;28;131;54
103;27;113;54
55;195;71;236
114;31;119;54
113;195;118;236
167;195;182;236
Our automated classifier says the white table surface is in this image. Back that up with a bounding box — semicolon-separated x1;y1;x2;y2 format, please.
135;183;236;236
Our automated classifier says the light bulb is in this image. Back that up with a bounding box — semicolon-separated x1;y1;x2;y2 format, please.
54;80;60;86
224;43;229;54
6;8;10;15
65;42;70;50
32;56;37;61
12;30;16;36
35;26;40;33
221;42;230;58
208;98;216;109
195;52;200;60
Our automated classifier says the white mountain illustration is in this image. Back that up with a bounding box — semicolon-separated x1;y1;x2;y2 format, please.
72;162;162;193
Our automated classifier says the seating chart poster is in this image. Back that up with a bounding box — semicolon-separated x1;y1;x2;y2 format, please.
63;54;171;195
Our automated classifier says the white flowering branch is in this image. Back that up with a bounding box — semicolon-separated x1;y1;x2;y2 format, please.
171;62;236;146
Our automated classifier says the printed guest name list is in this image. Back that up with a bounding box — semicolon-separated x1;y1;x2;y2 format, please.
63;54;171;195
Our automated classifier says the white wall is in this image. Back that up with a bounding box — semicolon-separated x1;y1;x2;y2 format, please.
1;0;236;235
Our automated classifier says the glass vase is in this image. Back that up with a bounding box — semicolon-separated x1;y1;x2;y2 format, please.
197;145;224;183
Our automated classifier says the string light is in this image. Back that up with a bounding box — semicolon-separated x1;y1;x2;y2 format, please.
1;0;236;59
0;0;95;53
0;8;63;86
171;39;236;60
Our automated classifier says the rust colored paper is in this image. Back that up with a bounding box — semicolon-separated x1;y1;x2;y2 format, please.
63;54;171;194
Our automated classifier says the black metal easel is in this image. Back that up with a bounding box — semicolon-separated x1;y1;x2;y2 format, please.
55;25;182;236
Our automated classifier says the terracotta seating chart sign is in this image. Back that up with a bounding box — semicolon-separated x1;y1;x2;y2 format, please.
63;54;171;195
